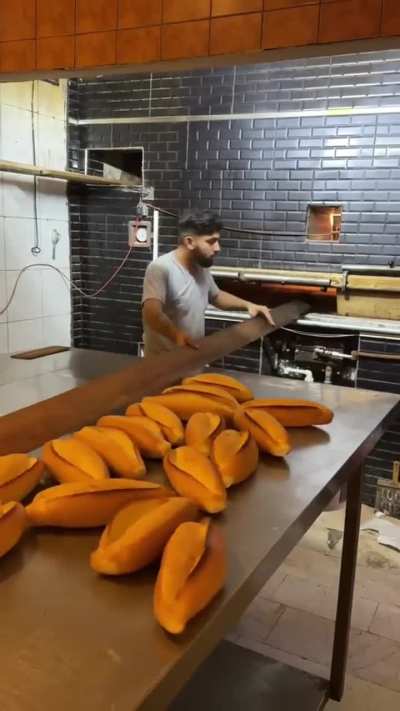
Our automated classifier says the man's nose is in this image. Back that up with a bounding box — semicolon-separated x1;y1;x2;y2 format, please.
214;242;221;253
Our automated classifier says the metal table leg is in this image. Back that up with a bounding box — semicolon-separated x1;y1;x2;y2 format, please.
329;467;362;701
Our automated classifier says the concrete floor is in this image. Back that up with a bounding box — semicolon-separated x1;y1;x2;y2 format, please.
229;506;400;708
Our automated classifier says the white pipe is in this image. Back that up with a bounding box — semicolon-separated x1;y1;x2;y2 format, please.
153;209;159;261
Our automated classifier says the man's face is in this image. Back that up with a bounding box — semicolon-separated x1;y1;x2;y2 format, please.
186;233;221;267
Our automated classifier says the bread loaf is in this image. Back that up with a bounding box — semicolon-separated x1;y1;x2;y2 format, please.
185;412;225;456
143;383;237;421
74;426;145;479
163;446;227;513
154;518;226;634
0;454;44;502
234;405;291;457
212;430;259;487
42;438;109;484
242;398;334;427
125;401;184;445
26;479;170;528
0;501;27;559
90;497;198;575
183;372;253;402
97;415;171;459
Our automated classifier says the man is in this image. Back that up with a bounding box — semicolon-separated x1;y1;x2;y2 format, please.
141;209;274;356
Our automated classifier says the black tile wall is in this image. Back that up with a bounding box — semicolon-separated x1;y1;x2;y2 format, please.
69;121;186;352
69;49;400;389
77;52;400;120
204;319;262;374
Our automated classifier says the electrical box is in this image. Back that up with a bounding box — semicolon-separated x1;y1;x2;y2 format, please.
128;220;152;248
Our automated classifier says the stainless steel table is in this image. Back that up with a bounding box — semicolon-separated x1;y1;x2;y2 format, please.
0;349;133;415
0;364;398;711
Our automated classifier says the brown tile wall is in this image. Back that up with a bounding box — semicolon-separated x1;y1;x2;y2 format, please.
0;0;400;74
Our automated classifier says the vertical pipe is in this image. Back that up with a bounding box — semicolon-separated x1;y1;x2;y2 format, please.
153;209;159;261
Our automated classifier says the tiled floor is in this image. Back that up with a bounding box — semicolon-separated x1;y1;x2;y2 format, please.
230;506;400;706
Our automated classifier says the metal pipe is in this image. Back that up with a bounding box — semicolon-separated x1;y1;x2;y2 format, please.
352;350;400;362
298;316;400;336
341;264;400;275
211;267;332;287
205;308;250;322
240;272;331;287
153;209;159;261
211;268;240;279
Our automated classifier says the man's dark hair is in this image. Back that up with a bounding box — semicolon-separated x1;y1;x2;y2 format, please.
178;209;223;239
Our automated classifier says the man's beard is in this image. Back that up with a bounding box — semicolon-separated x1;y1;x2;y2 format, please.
193;248;214;268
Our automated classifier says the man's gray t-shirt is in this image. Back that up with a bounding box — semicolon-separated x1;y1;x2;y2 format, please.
142;251;219;355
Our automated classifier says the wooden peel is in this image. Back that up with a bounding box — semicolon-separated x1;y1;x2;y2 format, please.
0;300;309;455
375;461;400;518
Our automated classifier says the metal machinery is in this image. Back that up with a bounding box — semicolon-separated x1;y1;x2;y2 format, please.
208;263;400;388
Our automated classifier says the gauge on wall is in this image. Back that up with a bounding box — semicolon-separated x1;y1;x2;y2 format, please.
128;220;152;248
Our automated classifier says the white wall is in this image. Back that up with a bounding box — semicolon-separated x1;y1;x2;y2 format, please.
0;80;71;354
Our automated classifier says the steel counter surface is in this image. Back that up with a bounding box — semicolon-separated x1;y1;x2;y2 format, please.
0;375;398;711
0;349;134;416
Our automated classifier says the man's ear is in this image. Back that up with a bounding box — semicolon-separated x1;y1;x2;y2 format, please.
184;235;195;251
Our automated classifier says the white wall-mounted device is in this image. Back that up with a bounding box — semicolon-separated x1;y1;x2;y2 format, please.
128;220;152;248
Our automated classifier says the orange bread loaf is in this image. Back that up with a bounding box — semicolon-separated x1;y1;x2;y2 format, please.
143;383;237;421
42;438;109;484
0;501;27;559
154;518;226;634
234;405;291;457
26;479;170;528
163;446;227;514
212;430;259;487
242;398;334;427
125;401;184;445
0;454;44;502
97;415;171;459
185;412;225;456
90;497;198;575
183;372;253;402
74;426;145;479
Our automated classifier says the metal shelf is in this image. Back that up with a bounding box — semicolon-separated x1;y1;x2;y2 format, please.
0;159;138;189
205;307;400;336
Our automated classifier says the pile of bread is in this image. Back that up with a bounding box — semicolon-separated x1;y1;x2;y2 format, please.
0;372;333;634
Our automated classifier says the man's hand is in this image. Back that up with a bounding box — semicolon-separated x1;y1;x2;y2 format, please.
247;302;275;326
174;330;199;349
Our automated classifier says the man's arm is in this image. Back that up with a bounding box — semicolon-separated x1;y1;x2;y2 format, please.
142;261;198;349
142;299;198;348
212;289;275;325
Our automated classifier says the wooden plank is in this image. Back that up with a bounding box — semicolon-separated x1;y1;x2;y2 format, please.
0;300;308;455
337;292;400;320
347;274;400;292
11;346;70;360
0;159;137;189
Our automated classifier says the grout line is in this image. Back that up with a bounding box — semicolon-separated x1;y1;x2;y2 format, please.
149;73;153;117
263;603;287;643
185;121;190;170
230;65;236;115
